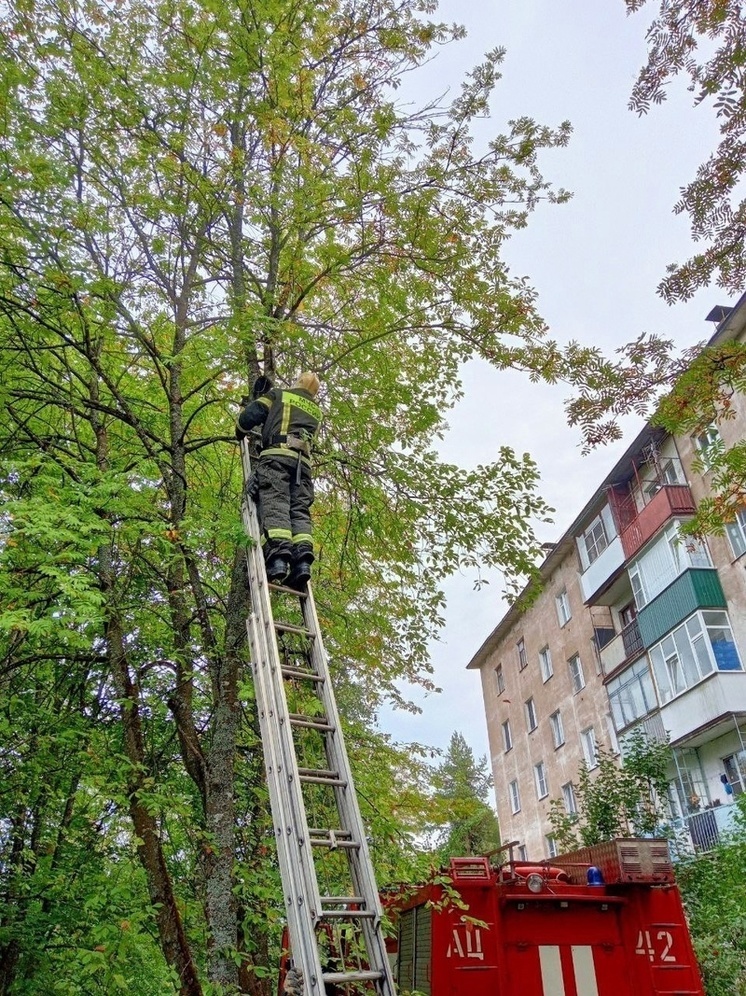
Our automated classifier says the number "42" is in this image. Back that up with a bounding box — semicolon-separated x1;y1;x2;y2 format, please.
635;930;676;963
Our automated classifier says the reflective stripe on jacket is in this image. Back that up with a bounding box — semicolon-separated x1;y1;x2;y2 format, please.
237;387;321;459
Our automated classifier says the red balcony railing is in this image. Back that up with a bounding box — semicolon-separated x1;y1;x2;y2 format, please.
617;485;696;560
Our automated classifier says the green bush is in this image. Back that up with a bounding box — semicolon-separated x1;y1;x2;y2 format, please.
676;796;746;996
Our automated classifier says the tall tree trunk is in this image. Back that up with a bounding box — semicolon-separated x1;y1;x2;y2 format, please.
91;371;202;996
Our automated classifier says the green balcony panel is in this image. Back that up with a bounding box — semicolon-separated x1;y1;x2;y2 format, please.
638;569;727;648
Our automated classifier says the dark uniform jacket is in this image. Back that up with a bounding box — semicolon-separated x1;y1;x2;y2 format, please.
236;387;322;465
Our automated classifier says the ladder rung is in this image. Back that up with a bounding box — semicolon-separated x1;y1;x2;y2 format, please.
320;896;366;905
323;971;383;985
280;666;323;682
274;621;314;637
298;770;347;787
320;909;377;919
310;839;359;849
309;829;359;850
269;581;309;598
289;714;334;731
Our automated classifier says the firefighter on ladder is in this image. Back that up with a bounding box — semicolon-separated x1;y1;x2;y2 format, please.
236;371;322;589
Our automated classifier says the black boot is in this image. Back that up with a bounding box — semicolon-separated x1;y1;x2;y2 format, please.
288;556;313;591
266;554;290;584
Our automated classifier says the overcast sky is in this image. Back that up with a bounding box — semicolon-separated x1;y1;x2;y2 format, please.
378;1;726;765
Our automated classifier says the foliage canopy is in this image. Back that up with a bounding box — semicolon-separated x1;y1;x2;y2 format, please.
0;0;587;991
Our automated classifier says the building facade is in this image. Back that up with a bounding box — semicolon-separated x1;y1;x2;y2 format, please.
468;301;746;858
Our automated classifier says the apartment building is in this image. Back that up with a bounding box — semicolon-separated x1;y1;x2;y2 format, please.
468;298;746;858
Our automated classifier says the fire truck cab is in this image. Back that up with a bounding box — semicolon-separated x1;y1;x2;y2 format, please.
391;839;703;996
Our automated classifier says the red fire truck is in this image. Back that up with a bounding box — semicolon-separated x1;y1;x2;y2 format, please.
391;838;703;996
281;837;704;996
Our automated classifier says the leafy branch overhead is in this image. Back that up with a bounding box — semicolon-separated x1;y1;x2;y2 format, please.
0;0;584;991
625;0;746;301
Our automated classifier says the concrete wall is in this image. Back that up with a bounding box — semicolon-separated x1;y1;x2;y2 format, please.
480;546;615;859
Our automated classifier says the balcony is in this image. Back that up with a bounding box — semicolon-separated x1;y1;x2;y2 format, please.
659;670;746;745
617;485;696;560
638;568;726;648
579;534;625;603
672;803;742;853
599;618;645;677
619;710;667;749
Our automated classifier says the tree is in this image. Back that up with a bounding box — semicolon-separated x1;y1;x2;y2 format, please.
427;732;500;860
0;0;579;991
548;729;673;851
553;4;746;535
624;0;746;302
676;795;746;996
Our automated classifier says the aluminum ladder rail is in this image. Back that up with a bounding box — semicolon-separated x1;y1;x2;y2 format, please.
239;439;395;996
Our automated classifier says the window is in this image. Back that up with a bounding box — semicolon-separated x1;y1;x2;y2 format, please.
539;646;553;682
568;654;585;693
629;563;648;610
555;589;571;626
606;713;621;756
726;508;746;560
693;424;723;470
517;638;528;670
534;761;548;799
517;844;528;861
562;782;578;815
549;710;565;749
581;727;598;769
607;659;658;731
723;752;746;797
546;835;559;858
583;513;609;564
525;697;537;732
502;719;513;753
642;458;682;499
620;601;637;628
628;521;712;610
577;505;617;570
649;610;743;703
495;664;505;695
509;779;521;814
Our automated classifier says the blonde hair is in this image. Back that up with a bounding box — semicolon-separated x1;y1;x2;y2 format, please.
295;371;320;397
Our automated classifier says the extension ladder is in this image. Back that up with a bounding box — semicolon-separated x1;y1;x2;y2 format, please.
239;439;395;996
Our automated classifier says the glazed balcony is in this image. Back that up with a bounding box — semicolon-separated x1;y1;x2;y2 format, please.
579;534;625;603
637;568;726;648
616;485;696;560
661;670;746;745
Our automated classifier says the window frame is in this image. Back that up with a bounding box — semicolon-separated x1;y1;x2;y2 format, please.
539;645;553;683
726;508;746;560
649;610;743;704
555;589;572;627
628;520;712;610
534;761;548;800
607;659;658;732
568;654;585;693
693;424;723;470
517;638;528;671
583;513;609;565
549;709;565;749
501;719;513;753
495;663;505;695
581;727;598;769
562;781;578;815
546;835;559;858
509;779;521;814
524;696;538;733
